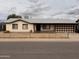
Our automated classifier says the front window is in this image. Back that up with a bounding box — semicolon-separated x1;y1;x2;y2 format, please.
42;25;50;29
12;24;18;29
22;24;28;29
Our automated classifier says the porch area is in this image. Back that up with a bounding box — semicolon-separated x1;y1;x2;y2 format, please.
34;24;55;32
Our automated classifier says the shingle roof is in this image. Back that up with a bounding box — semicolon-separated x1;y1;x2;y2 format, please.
27;18;76;23
6;18;76;24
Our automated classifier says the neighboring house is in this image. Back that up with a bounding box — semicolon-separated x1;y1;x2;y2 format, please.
76;19;79;32
5;18;77;33
0;22;6;31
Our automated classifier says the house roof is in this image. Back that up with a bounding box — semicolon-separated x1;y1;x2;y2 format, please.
6;18;76;24
27;18;76;24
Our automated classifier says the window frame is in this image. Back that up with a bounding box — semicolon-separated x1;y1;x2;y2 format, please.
12;24;18;29
42;25;50;29
22;24;28;30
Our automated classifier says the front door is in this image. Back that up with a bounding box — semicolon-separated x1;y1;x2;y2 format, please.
36;24;41;32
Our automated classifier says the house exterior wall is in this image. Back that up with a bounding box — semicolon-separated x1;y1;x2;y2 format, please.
6;21;34;32
6;21;76;33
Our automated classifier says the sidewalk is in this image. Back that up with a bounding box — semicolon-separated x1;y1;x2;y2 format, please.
0;38;79;42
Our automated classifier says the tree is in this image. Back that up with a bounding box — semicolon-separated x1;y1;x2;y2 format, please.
21;0;50;19
7;14;22;20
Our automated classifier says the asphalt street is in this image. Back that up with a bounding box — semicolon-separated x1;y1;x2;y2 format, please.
0;41;79;59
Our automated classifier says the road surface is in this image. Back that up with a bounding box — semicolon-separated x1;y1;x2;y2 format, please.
0;41;79;59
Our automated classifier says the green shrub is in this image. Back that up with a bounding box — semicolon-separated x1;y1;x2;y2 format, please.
4;31;10;33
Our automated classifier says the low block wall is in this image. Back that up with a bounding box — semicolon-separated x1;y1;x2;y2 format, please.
69;33;79;39
0;32;69;39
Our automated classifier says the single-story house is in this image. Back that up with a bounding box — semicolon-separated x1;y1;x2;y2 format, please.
5;18;78;33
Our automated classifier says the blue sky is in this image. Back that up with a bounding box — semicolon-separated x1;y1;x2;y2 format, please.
0;0;78;20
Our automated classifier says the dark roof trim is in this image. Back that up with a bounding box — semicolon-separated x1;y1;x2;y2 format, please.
6;20;31;24
33;23;77;24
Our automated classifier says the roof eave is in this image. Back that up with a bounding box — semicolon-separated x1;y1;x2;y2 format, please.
5;20;32;24
32;23;76;24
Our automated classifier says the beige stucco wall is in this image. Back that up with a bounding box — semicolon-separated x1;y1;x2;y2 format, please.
6;21;34;32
